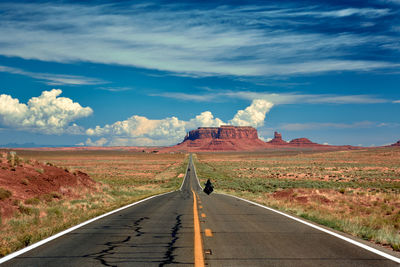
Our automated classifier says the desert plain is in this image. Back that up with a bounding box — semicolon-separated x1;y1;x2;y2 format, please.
0;147;399;257
0;150;187;256
194;148;400;251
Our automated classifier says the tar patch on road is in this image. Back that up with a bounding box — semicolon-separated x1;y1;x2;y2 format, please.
83;216;149;267
160;214;183;266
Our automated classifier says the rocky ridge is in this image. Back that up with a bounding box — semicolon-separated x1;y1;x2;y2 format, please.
166;127;360;152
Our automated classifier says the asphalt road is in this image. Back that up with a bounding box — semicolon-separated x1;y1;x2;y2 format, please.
2;155;399;266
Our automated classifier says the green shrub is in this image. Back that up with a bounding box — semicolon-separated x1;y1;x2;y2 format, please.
47;207;62;218
0;187;12;200
24;197;40;205
18;205;38;215
35;168;44;174
20;234;33;246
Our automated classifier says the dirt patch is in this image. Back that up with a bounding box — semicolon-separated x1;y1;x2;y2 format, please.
0;152;96;219
273;189;294;199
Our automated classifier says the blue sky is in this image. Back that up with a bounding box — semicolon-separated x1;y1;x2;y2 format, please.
0;0;399;146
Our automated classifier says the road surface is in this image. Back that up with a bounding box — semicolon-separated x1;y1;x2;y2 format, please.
2;155;398;266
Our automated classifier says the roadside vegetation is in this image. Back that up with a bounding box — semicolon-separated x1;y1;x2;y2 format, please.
194;148;400;251
0;150;187;256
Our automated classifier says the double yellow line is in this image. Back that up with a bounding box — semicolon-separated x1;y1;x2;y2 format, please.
192;189;205;267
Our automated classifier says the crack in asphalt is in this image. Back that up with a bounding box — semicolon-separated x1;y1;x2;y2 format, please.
134;216;149;237
159;214;182;267
83;217;149;266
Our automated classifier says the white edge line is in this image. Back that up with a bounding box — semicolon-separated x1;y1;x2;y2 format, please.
179;165;187;191
2;155;193;263
0;191;174;264
191;157;399;263
191;154;203;189
219;192;400;264
179;154;192;191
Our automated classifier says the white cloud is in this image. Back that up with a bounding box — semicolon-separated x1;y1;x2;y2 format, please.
259;137;272;142
0;65;105;85
154;91;389;104
278;121;400;131
85;99;272;146
85;137;108;146
85;114;220;146
256;6;391;19
229;99;273;127
310;8;390;18
381;0;400;5
0;3;397;77
186;111;225;130
393;100;400;103
0;89;92;134
97;87;132;92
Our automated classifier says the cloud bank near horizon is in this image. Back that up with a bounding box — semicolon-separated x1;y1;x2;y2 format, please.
1;90;398;146
0;90;274;146
85;99;273;146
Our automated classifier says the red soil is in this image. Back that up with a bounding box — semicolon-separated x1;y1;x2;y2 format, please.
0;152;96;218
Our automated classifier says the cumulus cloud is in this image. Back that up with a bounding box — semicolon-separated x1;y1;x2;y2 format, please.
0;89;92;134
229;99;273;127
85;113;221;146
85;99;272;146
85;137;108;147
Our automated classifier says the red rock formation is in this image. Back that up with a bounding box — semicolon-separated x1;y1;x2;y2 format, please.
173;125;266;151
391;140;400;147
184;126;259;141
165;127;361;152
289;138;317;146
267;131;287;145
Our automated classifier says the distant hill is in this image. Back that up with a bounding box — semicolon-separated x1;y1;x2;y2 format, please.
390;140;400;147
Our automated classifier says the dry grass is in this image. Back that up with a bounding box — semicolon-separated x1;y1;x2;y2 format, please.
194;148;400;251
0;151;187;256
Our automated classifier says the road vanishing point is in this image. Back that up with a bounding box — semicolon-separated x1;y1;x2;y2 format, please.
2;155;399;266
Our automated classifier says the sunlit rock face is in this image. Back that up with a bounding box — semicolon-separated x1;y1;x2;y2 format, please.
184;125;259;141
177;126;265;151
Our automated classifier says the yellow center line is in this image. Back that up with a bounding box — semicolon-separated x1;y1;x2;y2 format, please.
201;213;206;218
205;228;213;237
199;205;203;209
192;189;205;267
